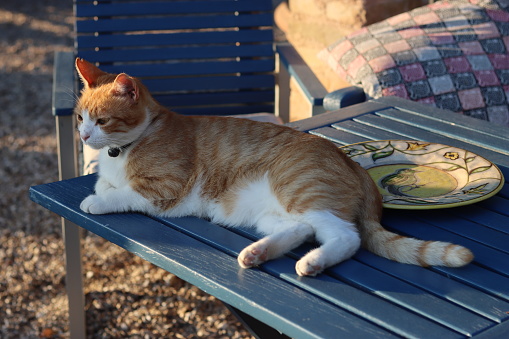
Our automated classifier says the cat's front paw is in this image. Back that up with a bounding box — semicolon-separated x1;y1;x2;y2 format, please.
80;194;111;214
238;243;268;268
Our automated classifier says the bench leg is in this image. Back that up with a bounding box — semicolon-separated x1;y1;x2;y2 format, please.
62;220;86;339
56;115;86;338
224;304;290;339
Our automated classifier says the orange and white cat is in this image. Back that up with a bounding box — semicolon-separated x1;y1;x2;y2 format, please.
74;58;473;276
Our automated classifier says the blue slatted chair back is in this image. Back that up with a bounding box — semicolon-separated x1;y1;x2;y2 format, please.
74;0;275;116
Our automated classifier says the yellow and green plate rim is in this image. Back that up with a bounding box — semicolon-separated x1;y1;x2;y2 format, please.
341;140;505;210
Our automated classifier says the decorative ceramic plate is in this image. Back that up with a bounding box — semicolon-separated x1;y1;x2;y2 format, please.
341;140;505;209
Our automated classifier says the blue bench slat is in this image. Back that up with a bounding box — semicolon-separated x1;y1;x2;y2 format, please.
382;212;509;278
76;13;273;33
478;196;509;217
277;264;457;338
332;120;407;140
499;182;509;199
154;217;459;337
97;59;274;78
173;104;275;116
473;319;509;339
432;264;509;303
326;260;493;336
77;44;274;64
355;251;509;323
287;100;389;132
76;29;274;49
155;90;274;108
29;175;397;339
277;239;496;336
352;113;509;167
497;164;509;181
143;74;274;93
376;96;509;144
76;30;273;49
309;127;370;146
232;221;501;337
76;0;272;17
407;210;509;254
377;109;509;155
452;205;509;235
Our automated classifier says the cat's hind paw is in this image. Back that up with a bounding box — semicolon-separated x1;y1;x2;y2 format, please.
238;244;268;268
80;194;111;214
295;258;324;277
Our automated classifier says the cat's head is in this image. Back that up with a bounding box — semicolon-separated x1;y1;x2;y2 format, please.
74;58;149;150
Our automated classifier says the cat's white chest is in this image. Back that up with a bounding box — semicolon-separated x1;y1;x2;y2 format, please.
98;149;130;188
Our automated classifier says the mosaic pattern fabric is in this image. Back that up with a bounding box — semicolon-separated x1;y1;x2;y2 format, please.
319;0;509;126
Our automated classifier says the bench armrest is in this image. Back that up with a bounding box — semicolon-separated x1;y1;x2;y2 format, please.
52;51;76;116
323;86;366;112
275;43;328;121
53;51;79;180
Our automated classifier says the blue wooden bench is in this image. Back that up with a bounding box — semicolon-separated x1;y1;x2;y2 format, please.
32;96;509;338
50;0;350;336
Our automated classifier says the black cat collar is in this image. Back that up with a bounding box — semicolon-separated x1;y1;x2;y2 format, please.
108;142;133;157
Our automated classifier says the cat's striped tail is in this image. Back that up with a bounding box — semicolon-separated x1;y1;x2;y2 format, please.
360;220;474;267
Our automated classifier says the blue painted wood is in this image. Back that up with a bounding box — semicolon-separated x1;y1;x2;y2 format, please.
323;86;366;110
408;210;509;253
232;226;507;337
451;204;509;234
173;104;275;116
354;251;509;323
76;0;272;17
473;319;509;339
345;113;509;167
332;120;406;140
376;96;509;142
327;261;493;337
52;51;75;116
478;196;509;217
29;175;398;339
36;96;509;336
70;0;280;117
97;60;275;78
151;218;458;338
276;44;327;107
382;212;509;277
376;109;509;155
286;100;389;132
375;214;509;304
76;14;273;33
78;44;274;64
154;91;274;108
142;74;274;93
77;30;273;49
309;127;369;146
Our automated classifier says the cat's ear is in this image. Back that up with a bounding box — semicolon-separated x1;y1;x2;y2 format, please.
75;58;106;89
112;73;139;102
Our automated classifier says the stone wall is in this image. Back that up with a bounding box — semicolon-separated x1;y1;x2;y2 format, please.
277;0;433;120
286;0;431;49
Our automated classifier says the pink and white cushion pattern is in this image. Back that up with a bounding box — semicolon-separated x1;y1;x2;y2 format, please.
320;0;509;126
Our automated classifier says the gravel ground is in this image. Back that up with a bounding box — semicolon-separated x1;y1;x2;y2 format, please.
1;1;254;337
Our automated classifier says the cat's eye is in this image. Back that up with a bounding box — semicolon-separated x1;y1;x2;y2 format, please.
76;114;83;122
96;118;110;125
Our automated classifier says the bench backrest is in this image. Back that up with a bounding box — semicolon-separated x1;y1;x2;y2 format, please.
74;0;275;116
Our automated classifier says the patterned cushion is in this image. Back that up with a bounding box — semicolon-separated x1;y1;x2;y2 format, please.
319;0;509;126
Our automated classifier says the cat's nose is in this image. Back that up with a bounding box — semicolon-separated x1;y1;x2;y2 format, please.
81;134;90;142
